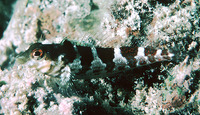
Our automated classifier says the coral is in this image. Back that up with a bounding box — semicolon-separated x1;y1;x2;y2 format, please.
0;0;199;114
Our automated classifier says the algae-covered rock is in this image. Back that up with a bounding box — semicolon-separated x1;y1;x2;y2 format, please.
0;0;199;114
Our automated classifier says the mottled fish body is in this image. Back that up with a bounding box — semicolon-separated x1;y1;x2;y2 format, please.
16;39;174;79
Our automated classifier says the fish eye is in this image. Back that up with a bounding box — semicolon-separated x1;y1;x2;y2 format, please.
31;49;44;59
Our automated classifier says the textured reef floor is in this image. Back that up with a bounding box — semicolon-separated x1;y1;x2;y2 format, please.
0;0;200;114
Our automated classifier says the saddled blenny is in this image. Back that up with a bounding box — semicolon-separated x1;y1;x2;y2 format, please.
15;39;174;79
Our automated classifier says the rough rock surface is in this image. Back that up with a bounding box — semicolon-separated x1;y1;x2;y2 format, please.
0;0;199;114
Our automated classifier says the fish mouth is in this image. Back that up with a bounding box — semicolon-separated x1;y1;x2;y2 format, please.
27;59;52;74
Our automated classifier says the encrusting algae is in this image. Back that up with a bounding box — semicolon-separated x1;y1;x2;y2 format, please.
0;0;199;114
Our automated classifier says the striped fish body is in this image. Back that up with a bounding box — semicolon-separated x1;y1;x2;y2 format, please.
16;39;174;79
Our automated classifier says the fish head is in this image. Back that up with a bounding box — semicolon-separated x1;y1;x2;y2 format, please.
16;43;50;63
15;43;66;76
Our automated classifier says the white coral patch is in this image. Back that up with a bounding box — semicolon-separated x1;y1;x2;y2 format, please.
188;41;197;51
56;96;80;115
172;56;192;87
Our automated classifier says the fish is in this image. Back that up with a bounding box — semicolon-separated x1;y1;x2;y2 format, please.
16;39;174;80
